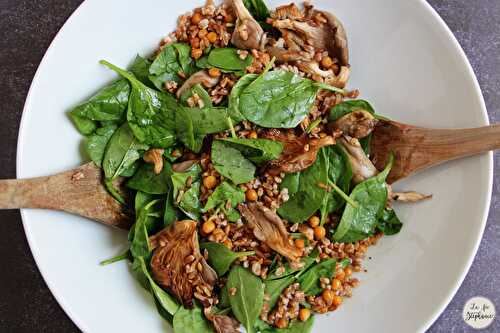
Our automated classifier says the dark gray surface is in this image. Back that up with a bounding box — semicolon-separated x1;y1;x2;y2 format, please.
0;0;498;332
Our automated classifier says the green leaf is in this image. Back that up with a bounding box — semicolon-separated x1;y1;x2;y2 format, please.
130;200;160;259
277;148;329;223
238;70;320;128
129;55;153;87
243;0;270;22
329;99;375;122
228;73;258;123
297;259;337;295
164;187;184;227
207;47;253;71
176;106;234;153
179;83;213;108
171;163;202;219
227;266;264;333
100;60;177;148
173;305;214;333
102;123;149;180
219;138;283;164
376;208;403;235
211;140;256;184
138;257;180;315
264;275;295;310
127;160;173;194
200;242;255;276
149;43;195;87
333;155;394;242
266;255;317;281
202;181;245;212
261;316;315;333
85;124;118;167
69;79;130;135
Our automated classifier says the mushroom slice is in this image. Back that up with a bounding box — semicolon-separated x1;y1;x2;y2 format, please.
271;9;349;66
325;65;350;88
338;137;378;184
296;60;334;78
231;0;265;50
172;159;199;173
176;70;220;98
267;46;312;63
149;220;217;308
272;3;304;20
238;202;302;261
212;315;241;333
331;110;378;139
391;191;432;203
262;131;337;176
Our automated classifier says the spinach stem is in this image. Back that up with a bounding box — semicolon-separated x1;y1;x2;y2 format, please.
330;182;358;208
104;179;126;205
227;116;237;138
262;56;276;75
100;249;130;266
305;118;322;133
207;207;221;222
314;82;346;95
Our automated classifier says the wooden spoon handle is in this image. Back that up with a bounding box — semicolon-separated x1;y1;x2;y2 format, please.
0;163;132;229
372;122;500;183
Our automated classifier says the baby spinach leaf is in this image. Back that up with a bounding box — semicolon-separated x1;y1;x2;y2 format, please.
176;106;233;153
207;47;253;71
130;200;158;259
376;208;403;235
137;257;180;315
264;275;295;310
196;55;210;69
298;259;337;295
211;140;256;184
266;255;317;281
243;0;270;22
133;191;165;235
149;43;195;89
238;70;343;128
179;83;213;108
200;242;255;276
85;124;117;167
329;99;375;122
129;55;153;86
69;79;130;134
333;155;394;242
127;160;172;194
203;181;245;212
102;123;149;180
171;163;202;219
277;148;329;223
164;187;184;227
219;138;283;164
227;266;265;333
100;60;177;148
261;316;315;333
228;73;257;123
173;305;214;333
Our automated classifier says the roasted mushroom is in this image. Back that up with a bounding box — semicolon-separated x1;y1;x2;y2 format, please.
331;110;378;139
238;202;302;261
262;131;338;176
149;220;217;308
176;70;220;98
390;190;432;203
231;0;266;50
212;315;241;333
338;136;378;184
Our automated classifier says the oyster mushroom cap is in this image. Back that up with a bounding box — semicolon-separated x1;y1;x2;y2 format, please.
212;315;241;333
262;131;338;176
296;60;334;78
338;136;378;184
270;9;349;66
238;202;302;261
231;0;265;50
176;70;220;98
149;220;217;308
331;110;378;139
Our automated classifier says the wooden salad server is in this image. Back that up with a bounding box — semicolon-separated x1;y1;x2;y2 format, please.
1;120;499;229
370;120;500;184
0;163;133;230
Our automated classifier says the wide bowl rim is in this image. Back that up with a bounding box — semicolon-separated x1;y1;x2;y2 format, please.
16;0;493;332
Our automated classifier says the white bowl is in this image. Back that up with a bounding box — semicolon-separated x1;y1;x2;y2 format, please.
17;0;492;332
